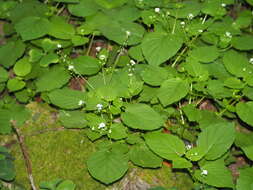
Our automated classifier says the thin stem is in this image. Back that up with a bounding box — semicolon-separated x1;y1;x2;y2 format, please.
86;33;95;56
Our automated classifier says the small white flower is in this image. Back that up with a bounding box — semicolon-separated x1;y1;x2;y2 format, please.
166;11;170;15
221;3;226;7
96;46;102;52
128;73;133;76
57;44;62;48
194;152;198;156
130;60;136;65
154;8;160;13
249;58;253;64
96;104;103;111
225;31;232;38
180;21;185;25
243;68;247;72
126;30;131;37
98;122;106;129
188;13;194;20
108;129;112;134
249;71;252;74
91;127;95;130
201;169;208;175
198;29;203;33
99;54;106;60
68;65;74;70
186;144;192;150
80;29;85;33
78;100;85;106
80;140;84;144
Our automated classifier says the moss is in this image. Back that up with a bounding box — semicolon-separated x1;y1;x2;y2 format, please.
3;102;194;190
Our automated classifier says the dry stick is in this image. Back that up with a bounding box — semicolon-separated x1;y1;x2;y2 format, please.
11;121;37;190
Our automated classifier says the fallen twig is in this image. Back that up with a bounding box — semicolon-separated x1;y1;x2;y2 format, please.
11;120;37;190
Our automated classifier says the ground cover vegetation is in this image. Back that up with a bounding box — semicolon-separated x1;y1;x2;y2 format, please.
0;0;253;189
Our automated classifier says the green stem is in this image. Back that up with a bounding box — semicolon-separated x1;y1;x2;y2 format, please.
86;33;95;56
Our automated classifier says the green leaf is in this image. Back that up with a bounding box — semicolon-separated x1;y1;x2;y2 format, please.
201;0;227;17
170;1;201;18
236;102;253;127
140;65;169;86
40;179;63;190
236;167;253;190
144;132;186;160
95;0;127;9
0;109;12;134
172;157;192;169
189;46;219;63
186;122;235;161
231;35;253;50
98;19;145;46
243;86;253;100
59;110;87;128
0;158;15;181
13;57;32;76
0;67;8;83
129;144;162;168
223;50;249;78
48;89;85;109
7;78;26;92
15;16;51;41
39;53;59;67
53;0;79;2
194;160;234;188
68;0;99;17
121;103;164;130
48;16;75;39
141;32;183;66
36;66;70;92
107;123;127;140
157;78;189;107
87;150;128;184
71;35;89;46
235;132;253;161
0;41;25;68
56;180;76;190
128;45;144;62
72;56;101;75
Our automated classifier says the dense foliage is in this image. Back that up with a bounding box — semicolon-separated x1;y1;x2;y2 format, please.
1;0;253;189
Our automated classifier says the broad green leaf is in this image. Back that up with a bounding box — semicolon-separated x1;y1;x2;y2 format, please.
121;103;164;130
140;65;169;86
13;57;32;76
98;19;145;46
7;78;25;92
231;35;253;50
223;50;249;78
107;123;127;140
223;77;244;89
9;1;48;23
233;10;252;29
206;80;233;99
235;132;253;161
71;35;89;46
36;66;70;92
189;46;219;63
68;0;99;17
40;179;63;190
128;45;144;62
48;89;85;110
48;16;75;39
53;0;79;2
15;16;51;41
59;110;87;128
157;78;189;107
144;132;186;160
141;32;183;66
243;86;253;100
28;48;43;63
0;67;8;83
0;109;12;134
87;150;128;184
201;0;227;17
95;0;127;9
186;122;235;161
194;160;234;188
56;180;76;190
0;158;15;181
129;144;162;168
245;0;253;5
72;56;101;75
236;102;253;127
0;41;25;68
39;53;59;67
236;167;253;190
182;104;202;122
172;157;192;169
170;1;201;18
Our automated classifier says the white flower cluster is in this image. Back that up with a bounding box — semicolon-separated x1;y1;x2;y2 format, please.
99;54;106;61
188;13;194;20
154;8;160;13
68;65;74;71
249;58;253;64
78;100;85;106
96;103;103;111
201;169;208;176
225;31;232;38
